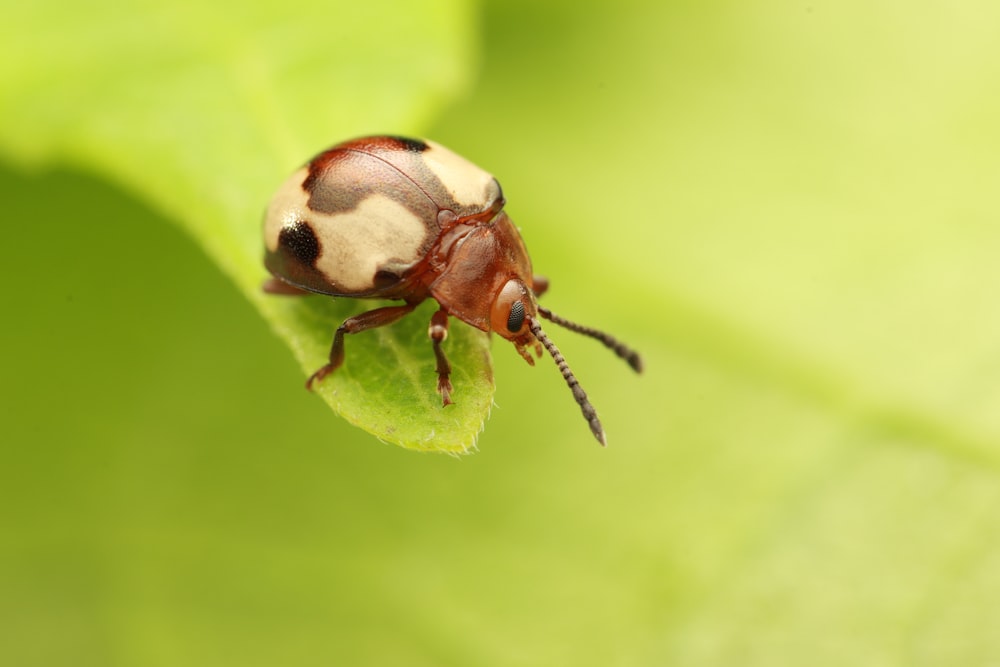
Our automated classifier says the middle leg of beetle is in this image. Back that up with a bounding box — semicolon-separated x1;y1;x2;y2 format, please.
306;302;417;390
428;307;453;406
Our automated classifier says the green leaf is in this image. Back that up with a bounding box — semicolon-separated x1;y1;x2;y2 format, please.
268;297;492;453
0;0;491;452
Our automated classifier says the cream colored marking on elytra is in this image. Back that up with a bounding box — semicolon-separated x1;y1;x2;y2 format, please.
423;140;500;208
311;194;430;292
264;166;310;252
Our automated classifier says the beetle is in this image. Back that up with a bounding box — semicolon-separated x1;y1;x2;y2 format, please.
263;135;641;445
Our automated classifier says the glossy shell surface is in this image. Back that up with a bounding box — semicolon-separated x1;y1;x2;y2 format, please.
264;136;502;297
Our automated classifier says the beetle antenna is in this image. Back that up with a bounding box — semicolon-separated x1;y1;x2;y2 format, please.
528;316;606;446
537;306;643;373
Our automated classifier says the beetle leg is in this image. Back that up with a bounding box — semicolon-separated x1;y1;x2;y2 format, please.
428;308;454;406
306;303;418;390
532;275;549;298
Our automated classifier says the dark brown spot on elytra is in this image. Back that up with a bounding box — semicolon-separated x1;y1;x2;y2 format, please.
300;136;487;223
383;136;429;152
278;220;321;265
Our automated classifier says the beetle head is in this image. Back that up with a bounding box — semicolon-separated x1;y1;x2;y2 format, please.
428;208;642;445
490;278;543;362
429;210;536;332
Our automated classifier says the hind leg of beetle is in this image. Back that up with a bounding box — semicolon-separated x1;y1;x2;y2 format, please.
428;308;453;406
306;303;418;390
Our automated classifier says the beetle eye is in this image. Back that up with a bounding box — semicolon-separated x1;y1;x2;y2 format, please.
490;279;534;339
507;301;526;333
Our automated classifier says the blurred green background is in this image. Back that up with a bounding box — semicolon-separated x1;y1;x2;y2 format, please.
3;0;1000;665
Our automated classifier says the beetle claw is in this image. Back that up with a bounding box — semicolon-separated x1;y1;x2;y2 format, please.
438;377;454;406
306;364;334;390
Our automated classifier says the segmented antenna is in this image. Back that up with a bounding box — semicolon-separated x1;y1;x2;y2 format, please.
528;316;606;446
537;306;643;372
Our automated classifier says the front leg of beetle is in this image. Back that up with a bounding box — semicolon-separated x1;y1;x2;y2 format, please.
428;308;453;406
307;303;418;390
